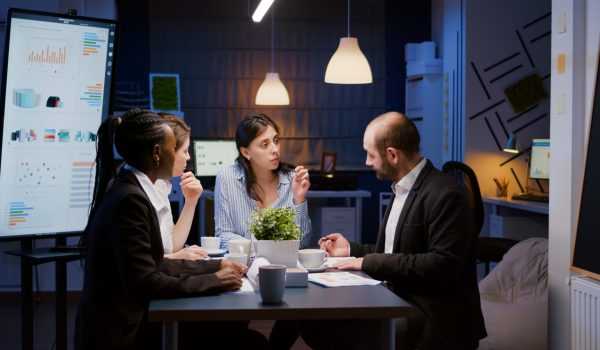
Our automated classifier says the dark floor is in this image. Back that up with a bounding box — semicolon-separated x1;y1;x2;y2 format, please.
0;293;310;350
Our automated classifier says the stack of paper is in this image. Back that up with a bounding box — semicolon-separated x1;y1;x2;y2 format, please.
308;272;381;287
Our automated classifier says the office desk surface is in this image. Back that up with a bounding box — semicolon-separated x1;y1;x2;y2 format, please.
149;276;410;322
482;196;549;215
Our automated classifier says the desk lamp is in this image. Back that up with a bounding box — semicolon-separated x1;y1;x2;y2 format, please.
503;133;526;193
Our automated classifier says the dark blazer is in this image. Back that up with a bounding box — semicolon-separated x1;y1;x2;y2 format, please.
351;160;486;350
75;169;223;350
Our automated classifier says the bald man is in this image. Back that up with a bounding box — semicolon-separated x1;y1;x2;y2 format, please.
307;112;486;350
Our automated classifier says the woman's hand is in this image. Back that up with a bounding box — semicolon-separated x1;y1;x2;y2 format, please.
180;171;203;204
215;262;245;291
292;165;310;205
165;245;207;260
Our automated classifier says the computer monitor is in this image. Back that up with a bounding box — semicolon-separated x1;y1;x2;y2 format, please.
191;139;238;177
0;8;118;239
529;139;550;180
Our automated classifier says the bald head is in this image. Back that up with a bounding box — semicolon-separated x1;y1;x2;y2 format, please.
366;112;420;160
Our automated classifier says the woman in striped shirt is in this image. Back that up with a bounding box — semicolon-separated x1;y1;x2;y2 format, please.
215;114;312;251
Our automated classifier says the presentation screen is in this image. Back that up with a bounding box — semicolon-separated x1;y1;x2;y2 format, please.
529;139;550;180
192;139;238;177
0;8;117;239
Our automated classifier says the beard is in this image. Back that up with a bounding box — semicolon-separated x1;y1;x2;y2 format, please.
373;158;397;181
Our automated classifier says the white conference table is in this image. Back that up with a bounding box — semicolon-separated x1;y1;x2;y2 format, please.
149;271;411;350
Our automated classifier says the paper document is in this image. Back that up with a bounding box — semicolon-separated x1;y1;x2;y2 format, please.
308;272;381;287
227;277;255;293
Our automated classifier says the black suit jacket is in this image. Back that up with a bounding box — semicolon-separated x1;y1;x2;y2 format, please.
351;161;486;350
75;169;223;350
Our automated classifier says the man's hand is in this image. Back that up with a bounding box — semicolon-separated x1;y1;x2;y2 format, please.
318;233;350;257
333;257;364;271
292;165;310;205
166;245;207;260
215;266;243;291
180;172;203;203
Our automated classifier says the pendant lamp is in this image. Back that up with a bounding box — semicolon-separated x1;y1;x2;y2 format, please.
324;0;372;84
255;8;290;105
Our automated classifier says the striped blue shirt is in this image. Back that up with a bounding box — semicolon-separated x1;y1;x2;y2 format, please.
214;164;312;251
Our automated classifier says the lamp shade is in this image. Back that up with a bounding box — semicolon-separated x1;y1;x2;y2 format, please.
324;37;372;84
255;72;290;105
503;133;520;153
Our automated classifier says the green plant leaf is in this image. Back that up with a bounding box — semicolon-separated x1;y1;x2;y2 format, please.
248;207;301;241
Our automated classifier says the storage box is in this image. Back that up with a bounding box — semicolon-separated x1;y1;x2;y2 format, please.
285;268;308;287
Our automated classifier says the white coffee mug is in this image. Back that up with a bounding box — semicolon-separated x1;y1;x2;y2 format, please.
201;236;221;251
298;249;329;268
224;252;248;265
229;239;252;255
259;264;286;304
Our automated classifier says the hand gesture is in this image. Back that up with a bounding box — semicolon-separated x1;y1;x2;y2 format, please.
167;245;207;260
180;171;203;204
318;233;350;257
215;266;243;291
292;165;310;205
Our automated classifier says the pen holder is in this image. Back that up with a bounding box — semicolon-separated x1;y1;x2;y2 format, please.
496;184;508;198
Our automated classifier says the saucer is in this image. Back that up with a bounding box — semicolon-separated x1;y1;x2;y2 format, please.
206;249;226;257
305;265;327;273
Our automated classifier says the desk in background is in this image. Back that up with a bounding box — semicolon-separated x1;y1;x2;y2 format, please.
149;272;410;350
198;189;371;243
482;196;548;240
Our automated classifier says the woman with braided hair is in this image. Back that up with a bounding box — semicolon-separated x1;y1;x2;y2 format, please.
74;109;263;350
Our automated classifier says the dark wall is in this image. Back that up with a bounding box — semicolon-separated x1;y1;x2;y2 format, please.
115;0;150;93
114;0;431;243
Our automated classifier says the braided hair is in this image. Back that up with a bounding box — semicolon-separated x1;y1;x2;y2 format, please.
235;114;292;203
81;109;167;247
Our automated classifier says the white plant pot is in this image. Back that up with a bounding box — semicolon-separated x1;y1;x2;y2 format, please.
254;240;300;267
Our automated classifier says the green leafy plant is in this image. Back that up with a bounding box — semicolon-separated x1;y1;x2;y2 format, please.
248;207;301;241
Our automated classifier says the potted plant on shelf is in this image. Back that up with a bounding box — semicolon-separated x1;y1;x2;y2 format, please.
248;207;301;267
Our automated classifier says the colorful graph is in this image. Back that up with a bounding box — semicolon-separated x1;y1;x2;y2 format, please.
6;201;34;227
12;88;41;108
80;84;103;107
70;162;95;209
16;160;63;187
26;38;68;64
82;32;104;56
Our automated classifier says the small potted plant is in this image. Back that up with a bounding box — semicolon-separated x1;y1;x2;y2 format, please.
248;207;302;267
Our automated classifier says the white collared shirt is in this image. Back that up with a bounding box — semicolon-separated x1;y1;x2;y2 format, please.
384;158;427;253
125;165;175;253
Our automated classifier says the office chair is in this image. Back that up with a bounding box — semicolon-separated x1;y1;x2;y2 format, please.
442;161;518;275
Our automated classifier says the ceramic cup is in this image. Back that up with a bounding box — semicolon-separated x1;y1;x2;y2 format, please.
259;264;286;304
229;239;252;256
201;236;221;251
224;252;249;265
298;249;329;268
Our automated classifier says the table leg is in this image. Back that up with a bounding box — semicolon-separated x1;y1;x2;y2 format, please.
20;240;33;350
55;236;67;350
56;259;67;350
163;321;178;350
381;319;395;350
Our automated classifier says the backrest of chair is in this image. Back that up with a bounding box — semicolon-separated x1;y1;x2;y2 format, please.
442;161;484;234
